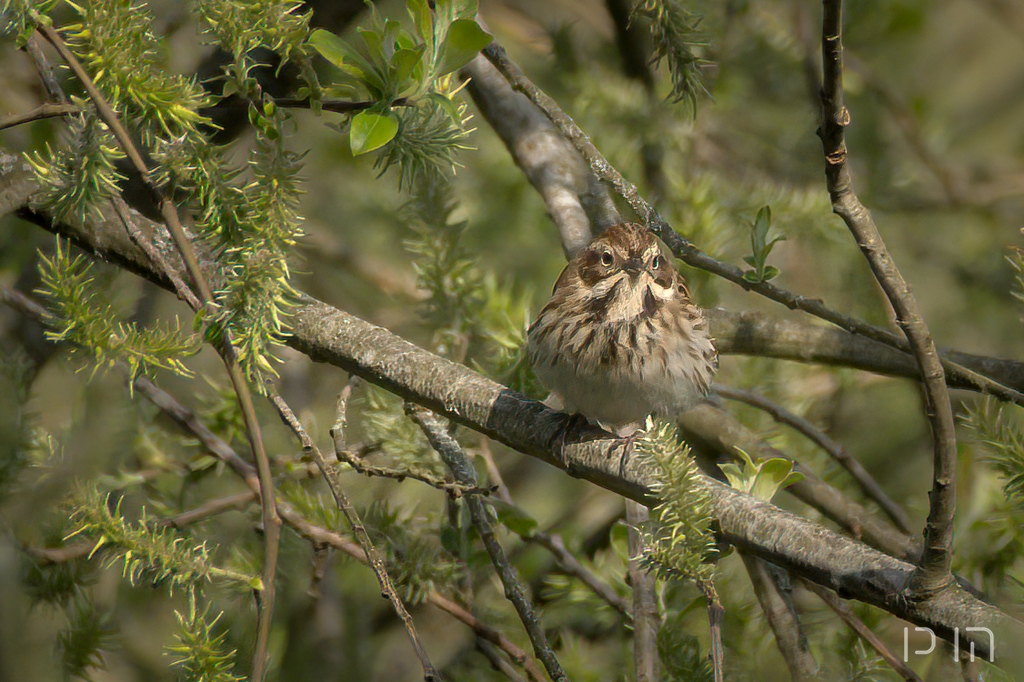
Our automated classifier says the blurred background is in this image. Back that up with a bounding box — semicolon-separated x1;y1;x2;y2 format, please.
1;0;1023;679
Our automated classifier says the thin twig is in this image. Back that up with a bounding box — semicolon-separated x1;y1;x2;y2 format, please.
0;102;79;131
476;639;528;682
704;582;724;682
336;444;492;497
33;21;282;677
801;579;923;682
276;97;413;114
111;196;202;311
479;41;1024;407
714;384;913;535
741;554;820;682
24;34;67;103
477;441;632;618
159;491;257;529
267;382;441;682
131;373;541;682
625;500;660;682
817;0;957;594
407;405;570;682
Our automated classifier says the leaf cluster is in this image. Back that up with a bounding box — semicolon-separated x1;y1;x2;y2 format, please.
963;399;1024;508
307;0;489;160
36;240;198;381
635;421;717;586
632;0;710;113
363;500;464;605
166;592;245;682
66;486;260;592
741;205;785;284
720;448;804;502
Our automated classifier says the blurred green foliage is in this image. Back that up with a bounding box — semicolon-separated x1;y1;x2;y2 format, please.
0;0;1022;680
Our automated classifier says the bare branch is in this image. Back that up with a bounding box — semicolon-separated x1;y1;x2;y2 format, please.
801;579;923;682
741;555;821;682
625;500;661;682
818;0;957;594
715;384;913;535
268;384;441;681
408;406;569;682
0;102;79;131
462;55;617;258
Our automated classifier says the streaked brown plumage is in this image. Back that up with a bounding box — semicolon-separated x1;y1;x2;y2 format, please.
527;223;717;435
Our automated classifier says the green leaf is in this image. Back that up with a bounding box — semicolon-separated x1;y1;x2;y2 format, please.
437;19;492;76
391;46;426;85
452;0;480;18
350;110;399;155
741;270;761;283
762;265;780;281
750;458;796;501
308;29;354;72
752;205;772;252
490;500;538;536
718;462;750;493
427;92;463;123
358;27;383;61
407;0;434;53
308;29;386;95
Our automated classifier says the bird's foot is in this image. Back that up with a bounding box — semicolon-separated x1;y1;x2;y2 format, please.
555;412;592;473
610;418;650;479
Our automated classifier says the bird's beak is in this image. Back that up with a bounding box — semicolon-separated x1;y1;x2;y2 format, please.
623;258;643;278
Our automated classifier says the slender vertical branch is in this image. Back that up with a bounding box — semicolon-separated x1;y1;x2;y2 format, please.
33;21;282;680
407;405;570;682
267;383;441;682
704;583;724;682
817;0;957;593
625;500;660;682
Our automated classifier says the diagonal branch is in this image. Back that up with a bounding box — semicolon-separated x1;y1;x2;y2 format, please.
268;384;441;682
801;579;923;682
741;554;821;681
408;406;569;682
714;384;913;535
817;0;957;594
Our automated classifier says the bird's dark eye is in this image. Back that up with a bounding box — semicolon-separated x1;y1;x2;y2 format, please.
651;256;661;269
601;251;614;266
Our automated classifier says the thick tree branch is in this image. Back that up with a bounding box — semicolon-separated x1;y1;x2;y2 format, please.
462;55;617;258
5;158;1024;671
818;0;957;594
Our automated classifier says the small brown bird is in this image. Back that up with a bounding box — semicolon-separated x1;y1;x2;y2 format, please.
527;223;717;437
